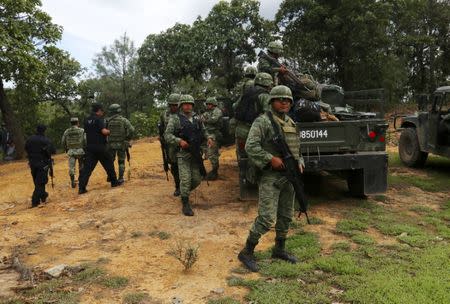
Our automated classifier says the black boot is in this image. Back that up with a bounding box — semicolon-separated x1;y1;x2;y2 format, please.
207;167;218;181
173;187;180;197
41;192;48;203
111;179;124;187
118;169;124;183
70;175;76;188
271;237;298;264
181;197;194;216
78;187;87;195
238;238;259;272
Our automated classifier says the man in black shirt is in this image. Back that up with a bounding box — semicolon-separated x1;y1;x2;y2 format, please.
78;104;122;194
25;125;56;208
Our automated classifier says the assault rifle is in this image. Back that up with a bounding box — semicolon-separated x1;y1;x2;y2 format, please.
157;121;170;181
258;50;311;93
43;146;54;189
126;145;131;180
267;111;310;224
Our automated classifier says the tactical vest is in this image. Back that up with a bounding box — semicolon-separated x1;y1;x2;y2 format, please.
108;115;127;143
65;127;84;149
178;114;203;147
263;113;301;161
235;85;267;123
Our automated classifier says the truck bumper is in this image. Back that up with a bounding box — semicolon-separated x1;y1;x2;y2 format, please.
304;152;388;194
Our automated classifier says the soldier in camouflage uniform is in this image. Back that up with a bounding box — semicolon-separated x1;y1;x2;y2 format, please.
234;72;273;184
160;93;181;196
61;117;86;188
258;41;288;84
107;104;135;182
165;95;214;216
233;66;257;103
238;85;305;272
202;96;223;180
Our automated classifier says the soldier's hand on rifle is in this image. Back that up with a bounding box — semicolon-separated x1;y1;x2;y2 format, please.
299;163;304;174
179;140;189;149
271;156;285;170
207;138;214;148
279;65;288;74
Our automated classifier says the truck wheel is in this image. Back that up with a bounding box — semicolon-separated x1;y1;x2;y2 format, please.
399;128;428;167
347;169;366;198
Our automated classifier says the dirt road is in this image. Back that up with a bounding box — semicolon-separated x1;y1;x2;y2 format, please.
1;139;448;303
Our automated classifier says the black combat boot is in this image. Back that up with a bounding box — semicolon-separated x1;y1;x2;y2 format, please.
70;175;76;188
207;167;219;181
78;187;87;195
118;169;124;183
173;187;180;197
238;238;259;272
181;197;194;216
271;237;298;264
41;192;48;203
111;179;124;187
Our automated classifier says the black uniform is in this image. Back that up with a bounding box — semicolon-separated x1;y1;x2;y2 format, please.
78;113;118;192
25;133;56;207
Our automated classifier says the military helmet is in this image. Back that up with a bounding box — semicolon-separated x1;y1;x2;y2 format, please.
109;103;121;113
70;117;79;123
268;41;283;55
244;66;257;77
168;93;181;105
254;72;274;88
205;97;218;106
269;85;293;103
179;94;195;105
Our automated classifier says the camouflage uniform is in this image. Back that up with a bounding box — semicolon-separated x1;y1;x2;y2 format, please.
238;85;303;272
165;95;212;216
160;93;181;195
61;118;85;188
258;41;284;84
107;104;135;181
203;97;223;179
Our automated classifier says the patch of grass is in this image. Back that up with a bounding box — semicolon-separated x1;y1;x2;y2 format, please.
331;241;352;252
149;230;171;240
308;217;325;225
286;232;321;261
335;219;368;236
227;276;258;289
314;253;363;275
0;299;26;304
74;266;106;283
375;222;421;236
260;260;314;278
409;205;435;214
100;276;129;288
22;279;79;304
388;172;449;192
351;233;376;245
397;233;432;248
230;266;251;275
373;195;388;203
123;292;150;304
207;297;240;304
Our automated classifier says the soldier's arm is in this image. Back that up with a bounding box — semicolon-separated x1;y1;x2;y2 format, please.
61;131;67;150
258;94;270;114
164;117;181;146
245;117;273;169
125;118;135;139
208;108;223;124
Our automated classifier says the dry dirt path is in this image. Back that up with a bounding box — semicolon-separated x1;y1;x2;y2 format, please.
1;139;448;303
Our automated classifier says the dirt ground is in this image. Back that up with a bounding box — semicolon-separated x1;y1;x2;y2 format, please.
0;139;448;303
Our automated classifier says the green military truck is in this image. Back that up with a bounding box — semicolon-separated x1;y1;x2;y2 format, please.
238;88;388;199
396;86;450;167
298;89;388;197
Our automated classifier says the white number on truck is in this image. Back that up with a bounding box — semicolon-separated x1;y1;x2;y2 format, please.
300;129;328;139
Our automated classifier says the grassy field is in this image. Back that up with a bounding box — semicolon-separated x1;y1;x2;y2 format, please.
210;152;450;304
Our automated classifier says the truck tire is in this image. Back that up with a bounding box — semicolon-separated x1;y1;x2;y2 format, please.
347;169;366;198
399;128;428;167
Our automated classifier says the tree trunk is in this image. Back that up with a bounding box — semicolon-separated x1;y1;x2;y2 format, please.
0;79;26;159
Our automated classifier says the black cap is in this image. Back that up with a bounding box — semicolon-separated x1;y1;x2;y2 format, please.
91;103;104;113
36;124;47;134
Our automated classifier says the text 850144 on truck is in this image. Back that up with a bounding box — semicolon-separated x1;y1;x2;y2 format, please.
294;88;388;197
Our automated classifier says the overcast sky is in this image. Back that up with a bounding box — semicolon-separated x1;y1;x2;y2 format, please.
41;0;283;69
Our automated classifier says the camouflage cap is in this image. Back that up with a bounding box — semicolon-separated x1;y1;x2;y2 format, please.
168;93;181;105
179;94;195;105
205;97;218;106
268;41;283;55
70;117;79;123
109;103;121;113
254;72;274;88
269;85;293;103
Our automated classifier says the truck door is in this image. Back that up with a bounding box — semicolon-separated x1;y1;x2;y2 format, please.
427;94;441;149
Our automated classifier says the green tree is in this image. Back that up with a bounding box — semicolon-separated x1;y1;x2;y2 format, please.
0;0;62;158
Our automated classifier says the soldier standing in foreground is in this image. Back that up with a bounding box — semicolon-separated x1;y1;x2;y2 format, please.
238;85;304;272
78;103;122;194
202;96;223;180
25;125;56;208
107;104;135;183
164;95;214;216
159;93;181;196
61;117;85;188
